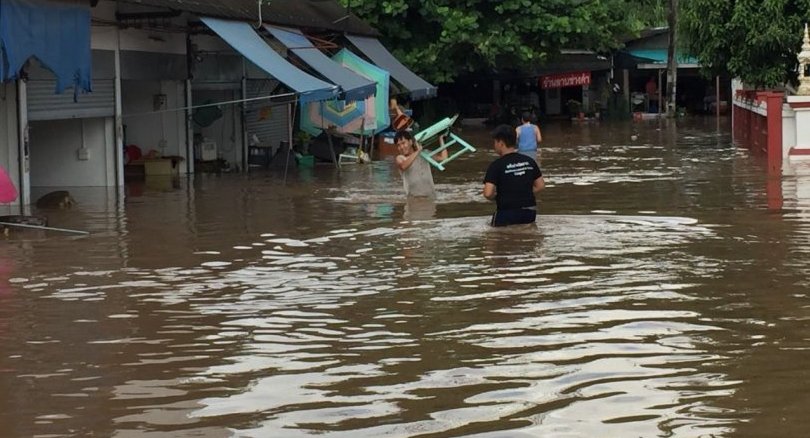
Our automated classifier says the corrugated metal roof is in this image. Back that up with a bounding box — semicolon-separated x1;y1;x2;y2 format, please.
264;1;377;36
621;27;669;44
115;0;378;36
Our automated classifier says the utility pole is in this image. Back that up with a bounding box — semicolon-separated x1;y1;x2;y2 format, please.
666;0;678;117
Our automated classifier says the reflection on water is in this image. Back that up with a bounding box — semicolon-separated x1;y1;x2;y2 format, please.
1;118;809;437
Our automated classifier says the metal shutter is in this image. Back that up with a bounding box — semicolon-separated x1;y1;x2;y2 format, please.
245;79;290;150
27;79;115;121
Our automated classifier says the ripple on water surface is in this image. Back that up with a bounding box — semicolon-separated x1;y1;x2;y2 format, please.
12;212;741;437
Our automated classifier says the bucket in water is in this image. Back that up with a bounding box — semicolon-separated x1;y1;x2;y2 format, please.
296;154;315;168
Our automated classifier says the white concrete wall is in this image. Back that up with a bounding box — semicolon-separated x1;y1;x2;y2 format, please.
119;28;186;55
91;1;118;51
731;78;742;137
732;97;768;116
122;80;187;159
115;0;187;56
783;104;797;158
29;117;116;187
0;83;20;212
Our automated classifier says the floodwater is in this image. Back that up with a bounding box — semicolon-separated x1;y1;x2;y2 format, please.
1;118;808;437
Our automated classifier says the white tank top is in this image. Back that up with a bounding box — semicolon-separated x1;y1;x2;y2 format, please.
401;155;436;198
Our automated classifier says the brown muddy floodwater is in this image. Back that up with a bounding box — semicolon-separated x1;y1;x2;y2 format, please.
1;118;808;437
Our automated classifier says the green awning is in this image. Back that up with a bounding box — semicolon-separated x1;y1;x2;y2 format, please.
628;49;698;65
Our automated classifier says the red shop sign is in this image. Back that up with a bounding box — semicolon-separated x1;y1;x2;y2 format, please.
540;71;591;89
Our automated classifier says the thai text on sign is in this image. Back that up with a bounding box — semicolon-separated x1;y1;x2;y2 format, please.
540;71;591;89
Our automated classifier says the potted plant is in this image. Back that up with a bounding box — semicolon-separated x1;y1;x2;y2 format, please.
566;99;584;119
293;131;312;155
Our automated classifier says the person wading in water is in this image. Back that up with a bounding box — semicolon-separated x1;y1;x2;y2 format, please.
395;131;448;199
484;124;545;227
515;111;542;161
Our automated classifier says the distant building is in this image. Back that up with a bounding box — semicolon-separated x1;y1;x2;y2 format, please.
614;27;729;115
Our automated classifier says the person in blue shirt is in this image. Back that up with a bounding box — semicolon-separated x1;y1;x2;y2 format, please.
515;112;542;161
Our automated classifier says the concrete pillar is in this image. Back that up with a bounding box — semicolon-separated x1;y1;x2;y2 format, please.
0;82;20;213
582;84;590;114
185;79;194;175
241;76;248;172
622;69;630;108
113;32;125;189
787;95;810;161
16;80;30;211
657;69;664;114
762;92;783;174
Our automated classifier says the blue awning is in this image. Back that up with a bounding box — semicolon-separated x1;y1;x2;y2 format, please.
345;34;437;101
628;49;699;65
265;25;376;102
0;0;91;95
201;17;338;104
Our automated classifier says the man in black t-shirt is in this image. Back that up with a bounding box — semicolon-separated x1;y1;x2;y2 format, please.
483;124;545;227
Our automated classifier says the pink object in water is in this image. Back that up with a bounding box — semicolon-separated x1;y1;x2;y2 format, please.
0;166;18;203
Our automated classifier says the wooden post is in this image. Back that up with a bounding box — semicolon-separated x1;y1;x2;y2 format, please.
623;69;630;111
716;76;721;118
185;80;194;175
658;69;663;114
284;102;293;184
666;0;679;117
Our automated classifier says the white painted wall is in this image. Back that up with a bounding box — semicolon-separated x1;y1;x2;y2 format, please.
91;1;118;51
733;97;767;116
119;28;186;55
731;78;742;136
0;83;20;212
29;117;116;187
787;96;810;159
114;0;188;56
783;104;796;158
122;80;187;159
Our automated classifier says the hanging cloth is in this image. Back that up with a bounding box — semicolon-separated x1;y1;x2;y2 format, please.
0;0;92;96
0;165;17;203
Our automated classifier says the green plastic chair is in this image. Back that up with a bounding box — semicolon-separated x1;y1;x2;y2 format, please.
414;115;476;171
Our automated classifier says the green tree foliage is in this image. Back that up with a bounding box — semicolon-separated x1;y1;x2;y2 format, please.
341;0;664;83
681;0;805;87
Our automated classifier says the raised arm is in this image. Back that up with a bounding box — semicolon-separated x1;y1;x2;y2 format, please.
433;135;449;162
396;143;423;171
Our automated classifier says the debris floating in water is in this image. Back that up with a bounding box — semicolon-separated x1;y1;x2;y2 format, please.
0;222;89;235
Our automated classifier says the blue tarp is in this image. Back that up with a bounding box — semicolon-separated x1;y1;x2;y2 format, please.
0;0;92;95
265;25;376;103
345;34;436;101
628;49;699;65
201;17;338;104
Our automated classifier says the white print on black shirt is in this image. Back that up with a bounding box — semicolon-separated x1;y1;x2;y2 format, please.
504;161;533;177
